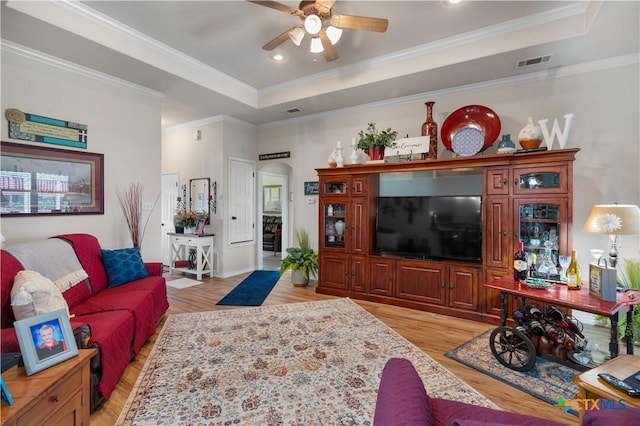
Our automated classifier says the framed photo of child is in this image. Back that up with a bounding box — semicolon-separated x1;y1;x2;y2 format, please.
13;309;78;375
194;218;206;235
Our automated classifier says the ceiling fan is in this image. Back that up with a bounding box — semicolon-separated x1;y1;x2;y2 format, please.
249;0;389;62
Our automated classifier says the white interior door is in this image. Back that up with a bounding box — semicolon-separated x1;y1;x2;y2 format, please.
161;173;179;266
229;158;255;244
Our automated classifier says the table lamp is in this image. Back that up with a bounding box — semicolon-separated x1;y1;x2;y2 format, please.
583;204;640;268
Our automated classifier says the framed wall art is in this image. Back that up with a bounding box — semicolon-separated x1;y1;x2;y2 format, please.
0;141;104;216
304;181;319;195
14;309;78;375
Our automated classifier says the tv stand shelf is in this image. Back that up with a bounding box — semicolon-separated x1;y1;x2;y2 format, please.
315;148;578;324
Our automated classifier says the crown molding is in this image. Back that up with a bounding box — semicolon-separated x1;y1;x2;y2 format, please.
1;39;166;99
5;0;257;107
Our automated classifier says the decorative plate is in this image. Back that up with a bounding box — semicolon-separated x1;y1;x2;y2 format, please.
451;127;484;156
441;105;501;153
523;278;555;289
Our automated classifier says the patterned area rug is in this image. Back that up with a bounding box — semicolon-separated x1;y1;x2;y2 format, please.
445;329;579;415
118;298;497;425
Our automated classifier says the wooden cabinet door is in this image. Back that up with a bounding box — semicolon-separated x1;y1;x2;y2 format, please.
369;256;394;296
350;197;368;255
485;168;509;195
350;255;368;293
351;176;369;196
483;268;512;320
448;265;479;310
484;197;511;270
319;254;349;290
396;260;446;305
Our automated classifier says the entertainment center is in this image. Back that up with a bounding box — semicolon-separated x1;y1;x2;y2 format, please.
316;148;578;324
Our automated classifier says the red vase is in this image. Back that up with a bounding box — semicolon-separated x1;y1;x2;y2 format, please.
421;101;437;160
367;146;385;161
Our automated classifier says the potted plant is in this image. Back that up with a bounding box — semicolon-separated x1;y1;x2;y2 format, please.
357;122;399;161
280;228;319;287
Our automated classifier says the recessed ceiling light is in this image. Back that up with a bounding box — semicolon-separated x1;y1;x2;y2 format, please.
271;53;285;61
445;0;463;5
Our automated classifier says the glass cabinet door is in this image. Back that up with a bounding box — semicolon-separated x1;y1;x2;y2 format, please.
515;198;568;280
513;165;568;195
322;179;349;195
323;201;347;249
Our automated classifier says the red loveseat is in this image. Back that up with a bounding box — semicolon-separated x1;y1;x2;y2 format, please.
1;233;169;410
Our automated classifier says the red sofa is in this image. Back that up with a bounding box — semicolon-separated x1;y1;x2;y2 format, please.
1;233;169;409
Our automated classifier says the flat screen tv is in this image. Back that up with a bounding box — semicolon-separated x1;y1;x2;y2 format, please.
375;196;482;262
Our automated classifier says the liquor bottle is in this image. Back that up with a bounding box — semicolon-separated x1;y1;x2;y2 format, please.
566;249;581;290
513;241;528;282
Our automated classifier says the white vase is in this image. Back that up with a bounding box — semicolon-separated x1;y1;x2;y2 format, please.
334;220;345;235
184;226;195;234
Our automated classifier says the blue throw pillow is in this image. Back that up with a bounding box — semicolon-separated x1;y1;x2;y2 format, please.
101;247;149;288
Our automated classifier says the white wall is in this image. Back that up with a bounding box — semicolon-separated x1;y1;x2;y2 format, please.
257;61;640;269
1;48;164;260
161;116;257;276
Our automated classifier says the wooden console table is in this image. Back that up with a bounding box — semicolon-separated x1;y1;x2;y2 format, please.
169;233;215;280
485;276;640;358
1;348;96;426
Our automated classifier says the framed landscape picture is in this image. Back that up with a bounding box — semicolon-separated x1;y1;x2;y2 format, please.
14;309;78;375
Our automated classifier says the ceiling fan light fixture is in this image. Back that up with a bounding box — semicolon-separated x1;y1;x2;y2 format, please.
304;14;322;35
310;36;324;53
288;27;305;46
326;26;342;45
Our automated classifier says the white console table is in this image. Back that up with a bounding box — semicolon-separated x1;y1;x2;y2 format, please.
169;233;215;280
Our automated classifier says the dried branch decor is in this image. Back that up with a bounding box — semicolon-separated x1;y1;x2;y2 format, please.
117;183;158;248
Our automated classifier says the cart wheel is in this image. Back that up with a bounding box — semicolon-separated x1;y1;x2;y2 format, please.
489;326;537;372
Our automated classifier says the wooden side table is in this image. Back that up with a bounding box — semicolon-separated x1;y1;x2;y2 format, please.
1;348;96;426
573;355;640;421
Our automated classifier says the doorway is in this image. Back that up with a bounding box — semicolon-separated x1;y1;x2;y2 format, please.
259;171;288;271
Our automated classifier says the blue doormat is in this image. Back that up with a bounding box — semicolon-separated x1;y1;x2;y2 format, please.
216;270;281;306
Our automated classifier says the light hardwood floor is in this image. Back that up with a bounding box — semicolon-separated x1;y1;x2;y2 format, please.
90;271;593;425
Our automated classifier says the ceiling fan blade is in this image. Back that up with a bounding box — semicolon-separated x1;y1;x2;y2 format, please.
330;14;389;33
319;29;339;62
262;26;298;50
247;1;302;16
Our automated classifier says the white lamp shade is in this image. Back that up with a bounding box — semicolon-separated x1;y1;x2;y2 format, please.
304;14;322;35
288;27;305;46
310;37;324;53
583;204;640;235
326;26;342;45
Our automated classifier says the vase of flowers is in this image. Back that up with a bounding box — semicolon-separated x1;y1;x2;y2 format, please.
174;210;198;234
357;123;399;161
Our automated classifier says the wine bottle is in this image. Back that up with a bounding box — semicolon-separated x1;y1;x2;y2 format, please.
513;241;528;282
512;310;530;333
566;249;581;290
547;306;565;322
529;253;537;277
525;304;542;319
